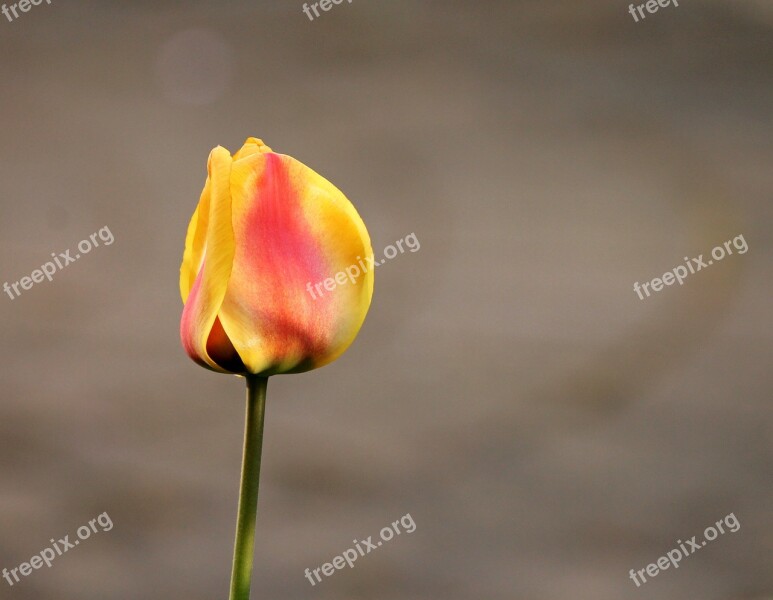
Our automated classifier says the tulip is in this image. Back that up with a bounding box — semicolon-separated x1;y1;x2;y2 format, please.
180;136;373;376
179;138;373;600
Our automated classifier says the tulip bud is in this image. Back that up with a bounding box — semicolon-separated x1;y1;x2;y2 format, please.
180;138;373;376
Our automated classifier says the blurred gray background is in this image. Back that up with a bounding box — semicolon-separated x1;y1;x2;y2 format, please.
0;1;771;599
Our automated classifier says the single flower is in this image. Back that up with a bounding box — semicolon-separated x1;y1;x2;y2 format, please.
180;137;374;376
179;138;374;600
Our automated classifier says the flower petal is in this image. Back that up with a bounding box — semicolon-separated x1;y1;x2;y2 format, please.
232;137;272;161
180;146;238;373
179;177;210;303
218;149;373;375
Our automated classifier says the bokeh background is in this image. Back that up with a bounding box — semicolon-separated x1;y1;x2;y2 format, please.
1;1;771;599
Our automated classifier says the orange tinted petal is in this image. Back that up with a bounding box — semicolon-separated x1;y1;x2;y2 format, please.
219;148;373;375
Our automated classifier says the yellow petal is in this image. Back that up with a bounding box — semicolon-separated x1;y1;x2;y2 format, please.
180;146;237;372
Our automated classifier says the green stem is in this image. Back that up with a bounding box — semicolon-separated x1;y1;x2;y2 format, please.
229;375;269;600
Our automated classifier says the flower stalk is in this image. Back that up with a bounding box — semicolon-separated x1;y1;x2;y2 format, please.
229;375;269;600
